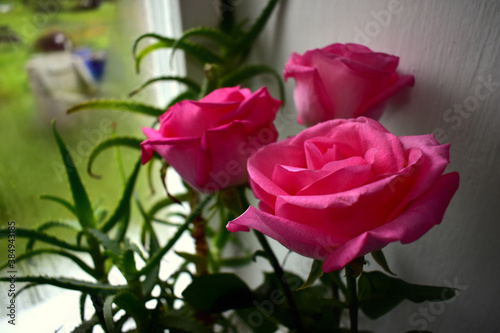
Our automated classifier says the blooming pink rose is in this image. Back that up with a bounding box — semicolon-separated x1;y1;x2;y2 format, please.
141;86;281;192
283;43;415;126
227;117;459;272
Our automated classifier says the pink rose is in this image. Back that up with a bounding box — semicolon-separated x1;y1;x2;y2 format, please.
283;43;415;126
227;117;459;272
141;86;281;192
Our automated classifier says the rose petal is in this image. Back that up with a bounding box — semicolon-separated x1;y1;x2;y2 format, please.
322;172;459;272
227;206;335;260
283;62;334;125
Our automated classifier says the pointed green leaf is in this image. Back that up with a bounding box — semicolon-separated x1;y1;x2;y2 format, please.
182;273;255;313
170;27;233;64
103;295;117;333
39;195;76;215
100;159;142;233
129;75;201;97
67;99;163;117
237;0;279;49
114;292;149;322
87;137;143;178
371;249;396;276
26;219;81;251
219;256;254;268
88;229;121;256
220;64;285;103
136;198;161;296
146;193;189;219
0;227;87;252
79;293;88;322
346;256;365;278
0;248;96;278
358;271;457;319
175;251;206;266
121;249;139;279
296;260;324;291
133;34;224;73
0;276;126;295
138;194;214;277
52;122;96;229
174;26;233;51
71;315;100;333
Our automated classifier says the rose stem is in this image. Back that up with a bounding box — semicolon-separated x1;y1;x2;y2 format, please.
253;230;305;333
237;187;305;332
345;267;359;333
189;190;209;276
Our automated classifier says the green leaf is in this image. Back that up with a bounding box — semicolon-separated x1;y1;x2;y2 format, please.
158;310;211;333
133;34;224;73
67;99;163;117
0;276;126;295
129;76;201;97
79;293;88;322
0;248;96;278
87;137;143;178
358;271;457;319
88;229;121;256
100;159;142;234
136;198;161;296
53;121;96;229
296;260;324;291
39;195;76;215
121;249;138;279
220;64;285;103
252;271;342;331
103;295;117;333
371;249;396;276
236;0;280;50
26;219;80;251
219;255;254;268
114;292;149;320
236;307;278;333
170;27;233;64
70;315;100;333
147;193;189;219
346;256;365;278
173;26;233;52
182;273;255;313
175;251;206;266
138;194;214;277
0;227;87;252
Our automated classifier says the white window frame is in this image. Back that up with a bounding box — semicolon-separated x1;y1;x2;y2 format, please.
143;0;186;108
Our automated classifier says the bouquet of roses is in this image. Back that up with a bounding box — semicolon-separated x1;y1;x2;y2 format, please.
0;1;459;332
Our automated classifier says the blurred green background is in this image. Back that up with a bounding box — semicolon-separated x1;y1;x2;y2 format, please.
0;0;152;234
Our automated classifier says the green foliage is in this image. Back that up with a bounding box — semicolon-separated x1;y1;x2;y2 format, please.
296;259;324;291
358;271;457;319
183;273;255;313
67;99;164;117
86;137;144;178
53;121;96;230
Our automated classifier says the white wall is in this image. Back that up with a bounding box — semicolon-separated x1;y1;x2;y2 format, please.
229;1;500;332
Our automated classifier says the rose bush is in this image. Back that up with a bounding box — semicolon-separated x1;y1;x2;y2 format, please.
283;43;415;126
227;117;459;272
141;86;281;192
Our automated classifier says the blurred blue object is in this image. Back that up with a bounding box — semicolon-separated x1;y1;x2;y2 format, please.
73;48;107;81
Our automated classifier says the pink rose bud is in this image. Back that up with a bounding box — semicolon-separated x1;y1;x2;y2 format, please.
227;117;459;272
141;86;281;193
284;43;415;126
